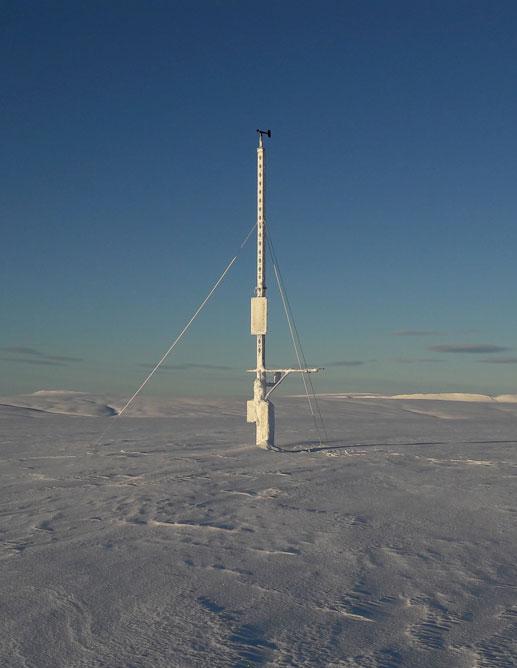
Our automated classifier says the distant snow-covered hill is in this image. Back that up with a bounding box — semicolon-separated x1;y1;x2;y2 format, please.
0;390;242;418
0;390;118;417
1;389;517;420
296;391;517;403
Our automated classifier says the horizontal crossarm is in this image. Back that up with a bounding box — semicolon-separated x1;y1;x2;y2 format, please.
245;368;322;400
245;367;322;373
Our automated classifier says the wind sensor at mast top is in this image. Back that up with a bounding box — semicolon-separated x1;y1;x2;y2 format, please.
256;129;272;146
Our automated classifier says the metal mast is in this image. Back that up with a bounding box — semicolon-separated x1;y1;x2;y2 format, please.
247;129;272;447
256;129;267;369
247;130;321;449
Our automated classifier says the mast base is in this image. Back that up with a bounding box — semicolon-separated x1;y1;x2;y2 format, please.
247;398;275;448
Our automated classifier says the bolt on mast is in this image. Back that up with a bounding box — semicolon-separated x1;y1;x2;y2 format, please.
247;130;321;449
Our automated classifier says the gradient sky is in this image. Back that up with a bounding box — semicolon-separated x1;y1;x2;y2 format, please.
2;0;517;398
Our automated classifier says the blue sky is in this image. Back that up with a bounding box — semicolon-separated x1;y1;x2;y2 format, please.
2;0;517;397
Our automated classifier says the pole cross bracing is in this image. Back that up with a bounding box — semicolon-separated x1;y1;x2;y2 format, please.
247;130;321;448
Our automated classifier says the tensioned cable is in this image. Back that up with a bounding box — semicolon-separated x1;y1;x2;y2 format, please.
94;223;256;447
266;231;329;447
271;261;314;417
272;260;321;447
271;257;327;447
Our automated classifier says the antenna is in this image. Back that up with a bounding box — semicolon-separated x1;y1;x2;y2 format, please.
246;130;321;449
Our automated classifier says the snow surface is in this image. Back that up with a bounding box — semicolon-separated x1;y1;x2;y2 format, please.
1;393;517;667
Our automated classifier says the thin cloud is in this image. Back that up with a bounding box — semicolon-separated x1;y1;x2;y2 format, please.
0;357;67;367
45;354;83;362
139;362;234;371
324;360;366;367
393;330;444;337
478;357;517;364
429;344;509;354
0;347;83;363
395;358;445;364
1;346;43;356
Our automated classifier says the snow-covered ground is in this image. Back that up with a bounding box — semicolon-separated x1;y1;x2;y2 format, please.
1;392;516;667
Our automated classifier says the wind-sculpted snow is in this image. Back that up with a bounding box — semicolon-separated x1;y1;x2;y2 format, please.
1;396;516;666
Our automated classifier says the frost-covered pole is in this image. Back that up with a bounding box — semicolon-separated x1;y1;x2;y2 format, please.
248;129;274;448
256;131;267;370
247;130;321;448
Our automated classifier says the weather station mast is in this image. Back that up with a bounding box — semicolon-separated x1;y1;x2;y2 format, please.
247;129;321;449
94;129;323;452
